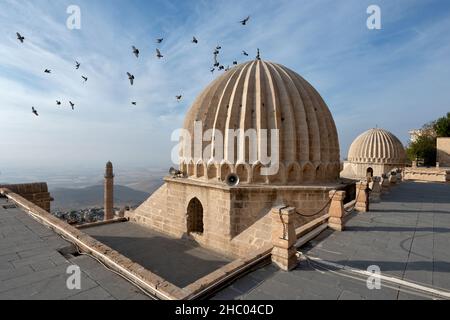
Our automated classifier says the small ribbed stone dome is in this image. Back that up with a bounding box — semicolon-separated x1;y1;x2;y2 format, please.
180;59;341;184
348;128;406;164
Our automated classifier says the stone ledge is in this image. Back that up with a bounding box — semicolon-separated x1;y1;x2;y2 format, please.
0;188;183;300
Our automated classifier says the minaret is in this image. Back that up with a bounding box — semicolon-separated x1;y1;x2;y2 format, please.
104;161;114;221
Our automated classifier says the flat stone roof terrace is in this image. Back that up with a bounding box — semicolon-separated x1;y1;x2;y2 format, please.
83;222;232;288
213;181;450;300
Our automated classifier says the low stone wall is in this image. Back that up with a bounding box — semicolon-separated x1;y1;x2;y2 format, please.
404;167;450;183
0;187;184;300
130;177;342;259
0;182;53;212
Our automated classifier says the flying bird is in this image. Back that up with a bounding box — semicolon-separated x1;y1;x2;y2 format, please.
56;100;61;106
240;16;250;25
218;65;224;71
176;95;182;101
213;49;219;55
16;32;25;43
32;107;38;116
216;45;222;50
192;36;198;44
242;50;249;56
156;38;164;43
233;61;238;65
156;49;163;59
75;61;80;69
213;54;219;67
69;101;75;110
44;69;51;74
132;46;140;58
210;68;215;74
82;76;88;82
131;102;137;106
127;72;135;85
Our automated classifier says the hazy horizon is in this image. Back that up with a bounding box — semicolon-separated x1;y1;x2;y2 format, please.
1;0;450;173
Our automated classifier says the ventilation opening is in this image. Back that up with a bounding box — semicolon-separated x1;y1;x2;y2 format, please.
2;204;17;209
187;197;204;234
57;244;81;259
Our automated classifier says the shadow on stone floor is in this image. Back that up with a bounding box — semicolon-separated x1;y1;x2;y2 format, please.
90;235;230;288
345;226;450;233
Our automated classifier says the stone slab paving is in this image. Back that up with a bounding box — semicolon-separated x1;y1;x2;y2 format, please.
213;182;450;300
83;222;231;288
0;197;150;300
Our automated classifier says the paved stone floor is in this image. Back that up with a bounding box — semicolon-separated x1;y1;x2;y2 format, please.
213;182;450;300
0;197;150;300
84;222;231;288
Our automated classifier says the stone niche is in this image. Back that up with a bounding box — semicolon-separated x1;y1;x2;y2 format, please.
129;177;341;258
0;182;53;212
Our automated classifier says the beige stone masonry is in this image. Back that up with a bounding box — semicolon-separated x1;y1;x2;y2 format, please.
355;181;369;213
328;190;346;231
271;206;298;271
381;175;390;194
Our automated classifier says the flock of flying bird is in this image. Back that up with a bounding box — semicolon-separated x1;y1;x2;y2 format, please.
16;15;252;117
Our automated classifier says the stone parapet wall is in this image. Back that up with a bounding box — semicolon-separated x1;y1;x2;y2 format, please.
0;182;53;212
130;177;341;258
404;167;450;183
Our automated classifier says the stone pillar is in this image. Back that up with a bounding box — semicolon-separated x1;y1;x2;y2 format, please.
328;190;346;231
355;181;369;213
369;176;381;203
381;174;390;195
271;206;297;271
436;162;440;168
104;161;114;221
389;172;397;185
412;161;417;168
396;171;403;183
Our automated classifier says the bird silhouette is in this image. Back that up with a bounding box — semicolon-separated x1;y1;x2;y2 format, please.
32;107;38;116
176;95;182;101
44;69;51;74
156;49;163;59
242;51;249;56
240;16;250;25
233;61;238;65
213;49;219;55
131;102;137;106
75;61;80;69
82;76;88;82
69;101;75;110
210;68;215;74
16;32;25;43
56;100;61;106
156;38;164;43
192;36;198;44
127;72;135;85
216;45;222;50
213;54;220;67
218;65;224;71
132;46;139;58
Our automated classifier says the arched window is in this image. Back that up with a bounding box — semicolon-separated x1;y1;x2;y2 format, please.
367;167;374;178
187;198;204;234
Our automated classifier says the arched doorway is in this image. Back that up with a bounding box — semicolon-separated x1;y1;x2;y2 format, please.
187;198;204;234
366;167;374;178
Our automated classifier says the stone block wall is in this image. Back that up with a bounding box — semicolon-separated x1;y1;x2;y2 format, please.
130;177;339;258
404;167;450;183
437;138;450;167
0;182;53;212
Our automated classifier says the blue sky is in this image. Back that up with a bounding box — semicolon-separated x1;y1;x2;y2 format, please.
0;0;449;173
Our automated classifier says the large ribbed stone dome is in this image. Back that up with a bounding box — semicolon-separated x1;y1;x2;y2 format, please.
348;128;406;164
180;59;340;184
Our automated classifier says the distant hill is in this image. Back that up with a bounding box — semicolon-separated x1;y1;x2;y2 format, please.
51;185;150;211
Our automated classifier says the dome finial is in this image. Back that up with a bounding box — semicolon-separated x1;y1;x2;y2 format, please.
256;48;261;60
